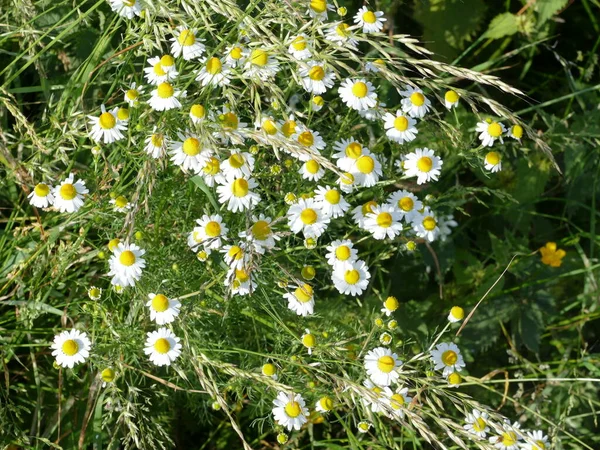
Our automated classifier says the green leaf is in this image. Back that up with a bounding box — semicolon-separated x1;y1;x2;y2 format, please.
485;13;518;39
190;175;220;212
517;307;542;353
537;0;568;26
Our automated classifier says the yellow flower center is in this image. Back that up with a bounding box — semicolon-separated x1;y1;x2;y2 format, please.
228;245;244;260
229;46;243;59
448;372;462;385
190;104;205;118
251;220;271;240
376;212;392;228
485;151;501;166
119;250;136;266
501;432;518;447
34;183;50;197
117;108;129;121
398;196;414;212
151;134;164;147
340;172;354;185
235;269;249;283
533;441;546;450
450;306;464;320
301;265;316;280
262;119;278;135
335;245;351;261
423;216;437;231
182;137;200;156
487;122;503;137
292;36;307;51
377;355;395;373
390;393;405;409
262;363;276;376
285;401;302;418
123;0;135;6
362;10;377;23
441;350;458;366
472;417;487;432
203;157;220;175
344;269;360;284
345;142;362;159
206;57;222;75
160;54;175;67
114;196;128;208
151;294;170;312
384;296;399;311
89;288;101;298
294;284;313;303
298;131;314;147
59;184;77;200
324;189;340;204
313;96;324;106
308;66;325;81
205;221;221;237
302;333;316;348
417;156;433;172
362;201;377;215
108;238;120;252
281;120;297;138
310;0;327;13
300;208;318;225
394;116;409;131
177;29;196;46
250;49;268;66
445;90;459;103
228;153;245;168
352;81;368;98
336;23;350;37
356;155;375;174
101;368;115;382
153;63;166;76
231;178;249;197
319;396;333;411
126;89;139;100
62;339;79;356
99;112;116;129
154;338;171;354
410;92;425;106
301;159;319;175
512;124;523;139
220;112;239;130
156;82;174;99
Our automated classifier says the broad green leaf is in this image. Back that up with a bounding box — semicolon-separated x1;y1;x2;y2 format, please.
485;13;518;39
537;0;568;26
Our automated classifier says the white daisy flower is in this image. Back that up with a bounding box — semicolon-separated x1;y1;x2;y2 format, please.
272;392;309;431
216;176;260;213
221;150;255;179
256;116;280;137
287;198;330;238
484;151;502;172
239;214;280;254
53;174;88;213
307;0;333;20
28;183;54;208
227;267;257;296
399;85;432;118
350;150;383;187
489;421;523;450
336;171;357;194
291;125;326;160
221;244;250;270
115;107;130;123
214;106;248;144
288;34;312;60
364;205;403;240
448;306;465;323
403;148;443;184
362;379;386;413
430;342;466;376
146;293;181;325
357;421;372;433
143;55;179;85
170;131;211;173
384;386;412;419
314;185;349;218
311;95;324;111
464;409;491;439
332;259;370;296
476;120;506;147
188;104;206;124
438;214;458;242
299;61;336;95
284;283;315;316
325;22;358;48
88;105;126;144
332;138;364;171
107;243;146;287
170;27;205;60
354;6;386;33
301;328;316;354
225;44;248;67
364;346;401;386
199;156;225;187
123;82;143;107
148;82;183;111
144;327;182;367
145;130;168;159
243;48;280;80
412;207;440;242
299;159;326;181
188;214;228;251
444;90;460;109
521;430;548;450
338;79;377;111
87;286;102;300
195;56;231;87
279;117;298;138
381;296;399;316
315;396;334;414
51;329;91;368
383;110;418;144
352;200;378;229
325;239;358;269
109;0;141;19
109;195;131;212
509;124;524;142
387;190;422;222
261;363;277;380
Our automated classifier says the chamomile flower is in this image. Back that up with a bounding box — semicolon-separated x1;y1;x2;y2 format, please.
484;151;502;172
288;34;312;60
307;0;333;20
301;328;316;354
325;22;358;48
51;330;91;369
351;150;383;187
170;131;211;173
444;90;460;109
352;200;378;229
284;283;315;316
364;205;403;240
299;159;326;181
53;174;88;213
364;346;401;386
383;110;418;144
88;105;126;144
476;120;506;147
336;171;357;194
146;293;181;325
144;130;168;159
509;124;524;142
170;27;205;60
189;104;206;124
214;106;248;144
143;55;179;85
448;306;465;323
362;379;386;413
272;392;309;431
100;368;116;387
333;138;364;171
262;363;277;379
225;44;247;67
109;195;131;212
387;190;422;222
311;95;324;111
144;328;182;367
325;239;358;269
299;61;336;95
384;386;412;419
412;207;440;242
221;150;255;178
314;185;349;218
87;286;102;300
403;148;443;184
227;267;256;296
339;79;377;111
216;176;260;213
381;296;399;316
364;59;385;73
188;214;228;251
107;243;146;287
430;342;466;376
221;244;250;270
199;156;225;187
287;198;330;238
116;107;130;123
522;430;548;450
123;82;143;107
464;409;491;439
243;48;280;80
28;183;54;208
354;6;386;33
257;116;280;137
489;421;522;450
332;259;370;296
357;421;372;433
240;214;280;254
315;396;334;414
109;0;141;19
399;85;432;118
148;82;183;111
195;56;231;87
279;117;297;138
291;125;326;160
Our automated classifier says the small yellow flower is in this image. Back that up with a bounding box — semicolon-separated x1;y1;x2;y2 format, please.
540;242;566;267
